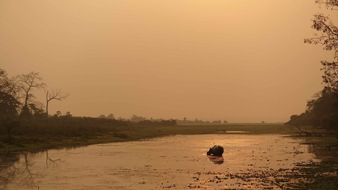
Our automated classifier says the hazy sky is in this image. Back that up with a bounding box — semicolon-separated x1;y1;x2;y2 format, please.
0;0;335;122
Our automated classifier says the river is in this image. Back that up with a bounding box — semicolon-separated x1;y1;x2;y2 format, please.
0;134;319;189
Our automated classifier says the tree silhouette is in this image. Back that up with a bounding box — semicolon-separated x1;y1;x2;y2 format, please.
16;72;45;117
305;1;338;92
288;1;338;129
0;69;21;137
45;89;68;116
0;69;20;116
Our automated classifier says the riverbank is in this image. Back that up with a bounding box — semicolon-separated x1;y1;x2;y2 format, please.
1;123;337;189
0;123;301;154
1;130;337;189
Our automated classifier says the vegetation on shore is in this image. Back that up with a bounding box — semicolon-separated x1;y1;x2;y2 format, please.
2;67;327;155
1;122;337;189
287;0;338;130
0;120;297;154
1;116;336;158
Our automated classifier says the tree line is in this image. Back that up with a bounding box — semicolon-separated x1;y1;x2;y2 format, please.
0;69;68;118
286;0;338;130
0;69;177;139
0;69;69;136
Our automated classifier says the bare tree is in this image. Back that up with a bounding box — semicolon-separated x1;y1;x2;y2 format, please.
16;72;45;116
45;89;68;115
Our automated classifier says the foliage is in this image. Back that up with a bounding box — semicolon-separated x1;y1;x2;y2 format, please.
0;69;69;119
0;69;21;116
288;1;338;129
0;67;178;147
315;0;338;8
0;92;20;117
304;12;338;92
130;114;146;122
0;69;21;137
0;123;289;154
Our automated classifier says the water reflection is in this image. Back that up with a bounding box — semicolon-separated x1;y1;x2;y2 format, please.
0;153;19;189
207;155;224;165
0;150;64;190
0;153;38;189
0;135;321;189
45;150;61;168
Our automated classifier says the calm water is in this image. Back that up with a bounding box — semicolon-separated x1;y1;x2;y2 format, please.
0;134;319;189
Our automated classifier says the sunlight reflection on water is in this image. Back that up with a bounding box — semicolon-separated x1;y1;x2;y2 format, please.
0;134;319;190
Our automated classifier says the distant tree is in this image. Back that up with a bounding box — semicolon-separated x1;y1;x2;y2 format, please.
106;113;115;120
16;72;45;117
45;89;68;115
212;120;222;124
65;111;72;117
28;102;45;118
130;115;146;122
98;114;106;119
54;111;62;117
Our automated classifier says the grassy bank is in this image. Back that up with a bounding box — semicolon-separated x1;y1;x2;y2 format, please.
0;121;300;154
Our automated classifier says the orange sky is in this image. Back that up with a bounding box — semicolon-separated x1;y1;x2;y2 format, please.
0;0;335;122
